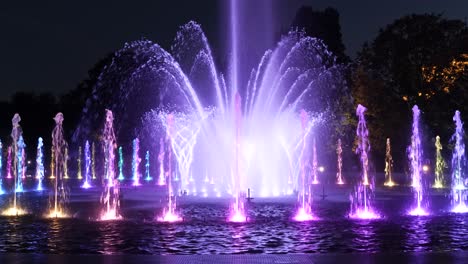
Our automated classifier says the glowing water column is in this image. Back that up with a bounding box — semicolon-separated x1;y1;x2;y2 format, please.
17;136;26;192
0;140;4;195
82;141;92;189
145;151;152;181
408;105;428;216
228;93;246;222
99;109;122;220
6;146;12;179
92;142;96;180
157;138;166;186
132;138;141;186
2;113;26;216
157;114;182;222
47;113;69;218
349;105;379;219
311;138;319;184
384;138;395;187
433;136;445;188
77;146;82;180
451;110;468;213
118;146;124;181
336;139;344;184
35;137;45;191
294;110;314;221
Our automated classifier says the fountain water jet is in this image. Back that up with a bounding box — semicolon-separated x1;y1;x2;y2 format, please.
311;138;319;185
35;137;45;191
82;141;92;189
46;113;69;218
336;139;344;185
92;142;96;180
118;146;124;181
157;138;166;186
145;151;152;181
99;110;122;221
450;110;468;213
6;146;12;179
433;136;446;188
77;146;83;180
0;140;4;195
384;138;396;187
408;105;428;216
349;105;380;220
294;110;314;221
157;114;182;222
132;138;141;186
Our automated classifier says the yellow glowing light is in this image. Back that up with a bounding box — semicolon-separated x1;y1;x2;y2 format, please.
45;210;69;219
384;180;397;187
2;207;27;216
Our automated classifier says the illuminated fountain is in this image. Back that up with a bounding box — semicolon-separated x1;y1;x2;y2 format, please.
145;151;152;181
132;138;141;186
408;105;428;216
35;137;45;191
294;110;314;221
17;136;26;192
49;148;55;179
118;146;124;181
3;113;27;216
82;141;92;189
349;105;380;219
450;110;468;213
99;109;122;221
157;114;182;222
433;136;446;188
46;113;70;218
92;142;96;180
0;140;4;195
311;138;319;185
336;139;344;185
77;146;83;180
63;146;69;179
6;146;12;179
157;138;166;186
384;138;396;187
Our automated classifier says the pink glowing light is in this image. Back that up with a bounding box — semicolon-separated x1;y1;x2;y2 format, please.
99;209;122;221
293;207;315;221
349;208;381;220
408;207;429;216
229;209;247;223
81;181;91;189
157;211;182;222
451;203;468;213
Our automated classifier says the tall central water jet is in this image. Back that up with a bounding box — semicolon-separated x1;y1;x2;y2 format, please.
349;105;379;219
336;139;344;185
35;137;45;191
132;138;141;186
157;138;166;186
118;146;124;181
157;114;182;222
3;114;27;216
47;113;69;218
82;141;92;189
100;110;122;220
433;136;446;188
294;110;314;221
451;110;468;213
408;105;428;216
228;93;247;222
384;138;395;187
145;151;152;181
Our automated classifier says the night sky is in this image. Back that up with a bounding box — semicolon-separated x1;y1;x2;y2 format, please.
0;0;467;100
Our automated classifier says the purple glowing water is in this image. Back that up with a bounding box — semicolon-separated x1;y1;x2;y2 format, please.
408;105;428;216
293;109;314;222
35;137;45;191
100;110;122;221
81;141;92;189
451;110;468;213
132;138;142;186
349;105;380;220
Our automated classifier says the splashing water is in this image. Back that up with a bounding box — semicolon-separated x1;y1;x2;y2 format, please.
294;110;314;221
46;113;69;218
3;114;27;216
145;151;152;181
349;105;380;220
49;148;55;179
157;114;182;222
100;110;122;221
6;146;12;179
118;146;124;181
132;138;141;186
77;146;83;180
63;146;69;179
311;138;319;185
82;141;92;189
0;140;4;195
35;137;45;191
408;105;428;216
433;136;446;188
16;136;26;193
336;139;344;185
157;138;166;186
384;138;396;187
451;110;468;213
